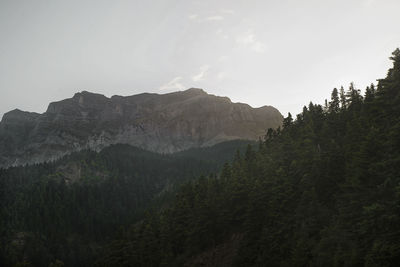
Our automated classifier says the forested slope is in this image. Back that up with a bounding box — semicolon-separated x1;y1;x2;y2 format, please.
98;49;400;267
0;140;251;266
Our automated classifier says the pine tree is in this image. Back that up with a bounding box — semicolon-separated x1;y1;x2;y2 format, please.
329;88;340;113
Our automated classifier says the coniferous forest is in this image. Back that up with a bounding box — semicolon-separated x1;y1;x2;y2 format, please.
0;141;252;266
97;49;400;267
1;49;400;266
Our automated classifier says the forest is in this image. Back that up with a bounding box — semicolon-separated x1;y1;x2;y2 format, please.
0;140;251;266
1;48;400;266
98;49;400;267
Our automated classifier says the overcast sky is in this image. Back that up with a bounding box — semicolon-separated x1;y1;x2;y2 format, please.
1;0;399;119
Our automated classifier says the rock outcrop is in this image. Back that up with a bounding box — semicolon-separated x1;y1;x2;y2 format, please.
0;88;283;168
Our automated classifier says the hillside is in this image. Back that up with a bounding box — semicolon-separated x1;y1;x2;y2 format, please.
0;140;252;266
97;49;400;267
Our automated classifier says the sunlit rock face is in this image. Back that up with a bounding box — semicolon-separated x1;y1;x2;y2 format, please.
0;88;283;168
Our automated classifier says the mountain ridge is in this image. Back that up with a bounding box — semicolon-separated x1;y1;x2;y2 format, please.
0;88;283;168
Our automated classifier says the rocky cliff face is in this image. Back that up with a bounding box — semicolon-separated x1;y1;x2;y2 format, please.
0;88;283;168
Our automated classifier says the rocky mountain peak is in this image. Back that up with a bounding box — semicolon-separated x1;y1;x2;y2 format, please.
0;89;283;168
2;109;39;121
183;87;207;95
0;109;40;131
72;91;109;103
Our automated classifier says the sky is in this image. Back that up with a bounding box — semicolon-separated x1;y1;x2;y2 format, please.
1;0;400;119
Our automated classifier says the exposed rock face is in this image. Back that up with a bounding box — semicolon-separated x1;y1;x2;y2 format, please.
0;88;283;168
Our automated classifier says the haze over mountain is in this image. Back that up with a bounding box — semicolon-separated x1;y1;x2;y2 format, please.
0;88;282;168
1;1;400;120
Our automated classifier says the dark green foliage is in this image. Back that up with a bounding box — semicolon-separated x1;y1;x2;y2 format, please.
97;49;400;266
0;141;250;266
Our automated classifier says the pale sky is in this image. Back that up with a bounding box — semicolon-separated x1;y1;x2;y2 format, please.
1;0;399;119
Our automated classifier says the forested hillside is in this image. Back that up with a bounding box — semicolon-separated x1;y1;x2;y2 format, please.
0;140;251;266
98;49;400;267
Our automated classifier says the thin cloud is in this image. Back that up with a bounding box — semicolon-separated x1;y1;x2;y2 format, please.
236;31;267;53
251;42;267;53
217;71;227;80
205;16;224;21
217;55;229;62
216;28;229;39
363;0;375;7
192;65;210;82
236;32;256;45
220;9;235;15
188;14;198;20
159;76;185;91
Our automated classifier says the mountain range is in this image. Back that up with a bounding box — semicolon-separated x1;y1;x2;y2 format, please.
0;88;282;168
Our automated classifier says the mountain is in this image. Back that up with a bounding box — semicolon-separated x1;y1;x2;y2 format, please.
0;88;282;168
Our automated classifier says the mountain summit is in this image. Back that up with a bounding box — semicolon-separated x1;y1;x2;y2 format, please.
0;88;282;168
